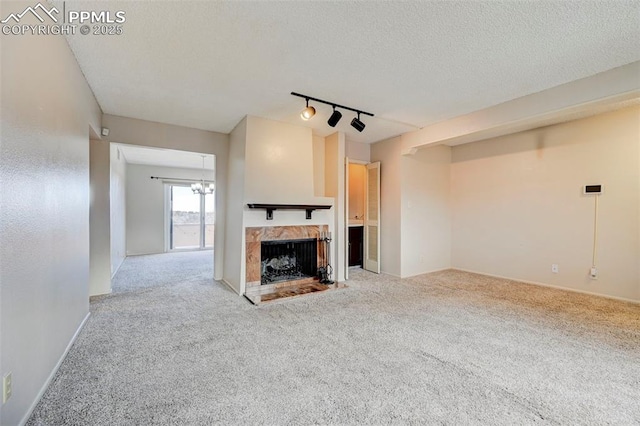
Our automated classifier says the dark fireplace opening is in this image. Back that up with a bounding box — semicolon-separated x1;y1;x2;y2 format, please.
261;238;317;285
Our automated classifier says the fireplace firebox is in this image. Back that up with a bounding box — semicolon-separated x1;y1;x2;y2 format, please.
261;238;317;285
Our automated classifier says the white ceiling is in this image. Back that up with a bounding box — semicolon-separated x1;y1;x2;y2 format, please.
116;144;214;170
60;1;640;144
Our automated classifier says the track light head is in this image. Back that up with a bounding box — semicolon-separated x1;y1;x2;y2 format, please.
301;106;316;120
300;98;316;120
327;107;342;127
351;113;366;132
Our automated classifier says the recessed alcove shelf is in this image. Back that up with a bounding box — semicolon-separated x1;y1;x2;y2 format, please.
247;203;332;220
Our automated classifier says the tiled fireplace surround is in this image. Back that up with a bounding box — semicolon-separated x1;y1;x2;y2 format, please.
245;225;329;301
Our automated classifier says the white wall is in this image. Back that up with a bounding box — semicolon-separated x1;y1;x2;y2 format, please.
102;114;229;280
222;118;247;293
346;139;371;163
451;106;640;301
125;164;214;256
371;137;402;276
110;144;126;278
0;9;102;424
400;145;452;277
90;140;112;296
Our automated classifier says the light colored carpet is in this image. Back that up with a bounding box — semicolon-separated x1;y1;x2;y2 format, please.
111;250;214;293
27;252;640;425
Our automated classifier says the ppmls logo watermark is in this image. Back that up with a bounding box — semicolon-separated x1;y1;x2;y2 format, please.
2;2;126;36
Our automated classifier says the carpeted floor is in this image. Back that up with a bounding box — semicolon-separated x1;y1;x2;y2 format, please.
27;252;640;425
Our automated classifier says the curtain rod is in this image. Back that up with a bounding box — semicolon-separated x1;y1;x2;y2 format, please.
150;176;214;183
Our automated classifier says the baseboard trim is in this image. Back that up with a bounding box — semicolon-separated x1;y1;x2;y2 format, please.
402;267;452;279
451;268;639;305
220;279;241;295
89;289;112;300
19;312;91;426
380;267;452;279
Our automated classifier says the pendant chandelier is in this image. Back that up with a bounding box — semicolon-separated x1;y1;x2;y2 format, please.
191;155;214;195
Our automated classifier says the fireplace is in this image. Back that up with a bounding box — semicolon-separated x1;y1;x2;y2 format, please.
245;225;329;302
261;239;317;285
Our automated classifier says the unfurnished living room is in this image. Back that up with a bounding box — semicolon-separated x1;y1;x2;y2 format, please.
1;1;639;425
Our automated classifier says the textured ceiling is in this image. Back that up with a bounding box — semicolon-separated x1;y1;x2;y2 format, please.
60;1;640;143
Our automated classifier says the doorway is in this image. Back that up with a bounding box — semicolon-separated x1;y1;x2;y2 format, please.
345;159;380;279
168;184;214;251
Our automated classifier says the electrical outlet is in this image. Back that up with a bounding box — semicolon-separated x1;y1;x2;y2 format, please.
590;267;598;280
3;372;12;404
551;264;559;273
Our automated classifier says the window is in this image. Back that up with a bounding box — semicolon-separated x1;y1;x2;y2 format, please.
167;184;214;250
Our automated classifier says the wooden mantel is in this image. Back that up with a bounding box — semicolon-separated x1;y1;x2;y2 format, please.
247;203;332;220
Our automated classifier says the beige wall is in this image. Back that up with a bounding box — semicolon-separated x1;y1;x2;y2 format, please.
0;13;102;424
371;137;402;276
451;106;640;301
346;139;371;162
372;107;639;300
244;116;315;203
90;140;112;296
371;139;452;278
401;145;452;277
102;114;228;280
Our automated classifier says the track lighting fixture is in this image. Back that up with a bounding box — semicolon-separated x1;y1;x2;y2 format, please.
300;98;316;121
351;112;366;132
291;92;373;132
327;107;342;127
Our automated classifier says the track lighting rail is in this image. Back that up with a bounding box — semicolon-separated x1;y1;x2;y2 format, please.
290;92;374;117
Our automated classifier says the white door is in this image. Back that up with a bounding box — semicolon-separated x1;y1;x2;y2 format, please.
364;162;381;273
